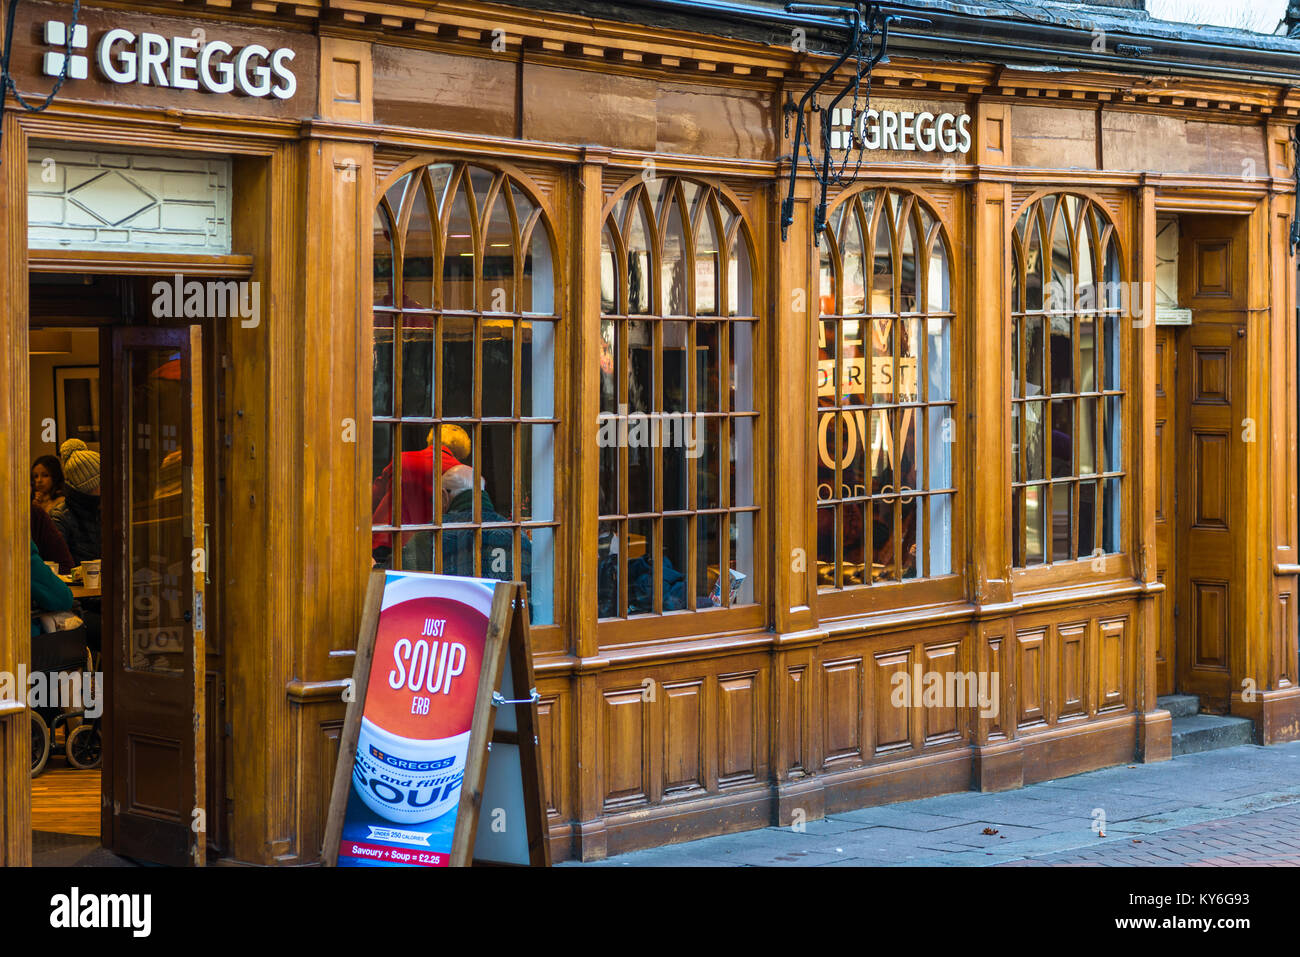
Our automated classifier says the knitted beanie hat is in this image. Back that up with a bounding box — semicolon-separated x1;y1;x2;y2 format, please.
60;440;100;494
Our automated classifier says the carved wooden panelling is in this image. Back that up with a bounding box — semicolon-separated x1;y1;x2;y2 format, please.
1194;239;1231;296
1098;617;1128;712
537;691;564;818
822;657;863;764
1154;422;1166;521
986;633;1008;739
1279;593;1295;687
1017;628;1048;728
786;666;806;775
922;641;961;744
1057;623;1087;720
1193;432;1230;528
602;689;648;809
1154;337;1167;397
1192;349;1230;404
873;649;912;755
1192;580;1230;671
717;673;758;786
663;680;705;795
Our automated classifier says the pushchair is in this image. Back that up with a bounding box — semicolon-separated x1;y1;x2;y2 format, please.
29;623;102;776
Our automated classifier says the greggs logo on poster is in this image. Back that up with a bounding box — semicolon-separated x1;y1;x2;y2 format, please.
40;21;296;99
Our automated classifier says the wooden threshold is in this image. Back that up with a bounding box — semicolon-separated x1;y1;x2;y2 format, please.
28;249;255;278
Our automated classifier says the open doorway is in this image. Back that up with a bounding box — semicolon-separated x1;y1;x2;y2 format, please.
1153;213;1250;714
27;273;227;866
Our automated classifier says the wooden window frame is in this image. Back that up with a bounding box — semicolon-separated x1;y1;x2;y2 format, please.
815;184;965;622
595;174;766;645
370;158;563;637
1010;191;1132;589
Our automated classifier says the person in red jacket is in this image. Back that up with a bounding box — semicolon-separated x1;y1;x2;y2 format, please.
371;424;471;559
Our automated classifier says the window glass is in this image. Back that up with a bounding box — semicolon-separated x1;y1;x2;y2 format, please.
1011;193;1124;568
371;162;560;625
598;179;759;617
817;189;957;590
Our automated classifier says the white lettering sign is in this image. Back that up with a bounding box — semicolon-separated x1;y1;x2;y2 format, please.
44;22;296;99
829;107;971;154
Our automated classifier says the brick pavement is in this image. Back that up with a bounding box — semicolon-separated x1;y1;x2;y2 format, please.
1000;804;1300;866
567;741;1300;867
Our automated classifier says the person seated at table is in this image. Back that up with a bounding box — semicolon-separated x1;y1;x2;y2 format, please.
31;504;74;575
31;455;68;524
401;466;531;585
55;439;101;565
29;540;73;639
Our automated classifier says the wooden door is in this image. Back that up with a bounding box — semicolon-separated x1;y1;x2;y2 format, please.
1154;327;1177;696
1175;216;1248;713
104;325;207;866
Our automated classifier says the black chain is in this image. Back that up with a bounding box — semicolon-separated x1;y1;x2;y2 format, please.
0;0;83;162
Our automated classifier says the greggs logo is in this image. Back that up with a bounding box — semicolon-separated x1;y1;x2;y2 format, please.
368;745;456;773
41;21;297;99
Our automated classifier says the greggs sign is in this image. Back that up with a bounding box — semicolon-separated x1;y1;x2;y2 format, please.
40;20;297;99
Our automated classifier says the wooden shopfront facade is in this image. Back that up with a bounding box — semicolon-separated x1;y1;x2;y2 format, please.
1;0;1299;865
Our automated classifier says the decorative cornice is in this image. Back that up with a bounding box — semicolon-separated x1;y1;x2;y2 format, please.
23;0;1300;119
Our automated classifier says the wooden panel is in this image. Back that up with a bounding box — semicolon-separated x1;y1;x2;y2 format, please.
126;735;184;818
537;690;566;818
602;689;648;808
1017;628;1047;728
1279;594;1295;688
522;64;774;158
663;680;705;795
1191;581;1230;670
717;674;758;785
1193;241;1232;297
1098;617;1128;712
822;658;862;764
1011;105;1097;170
985;634;1007;739
1056;623;1087;720
1192;349;1230;403
786;666;806;774
1192;433;1230;528
319;37;374;124
873;650;911;755
922;641;960;744
372;46;516;137
1101;112;1266;176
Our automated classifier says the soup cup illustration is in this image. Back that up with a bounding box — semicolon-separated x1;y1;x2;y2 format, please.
352;574;495;825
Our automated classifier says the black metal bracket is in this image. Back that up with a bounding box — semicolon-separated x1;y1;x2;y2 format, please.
1291;125;1300;255
0;0;83;164
778;4;926;244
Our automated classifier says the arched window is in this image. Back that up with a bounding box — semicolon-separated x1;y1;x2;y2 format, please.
1010;193;1124;567
817;188;956;590
597;177;758;619
371;161;559;624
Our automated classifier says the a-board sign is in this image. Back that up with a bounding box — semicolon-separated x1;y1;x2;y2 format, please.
322;569;550;867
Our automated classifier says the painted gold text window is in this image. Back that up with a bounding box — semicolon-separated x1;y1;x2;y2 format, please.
371;161;559;623
817;189;955;589
1011;193;1123;567
597;177;758;618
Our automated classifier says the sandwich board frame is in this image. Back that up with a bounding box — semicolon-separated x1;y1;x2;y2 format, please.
322;569;550;867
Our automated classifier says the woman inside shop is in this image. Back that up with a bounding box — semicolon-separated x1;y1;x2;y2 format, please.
31;454;68;526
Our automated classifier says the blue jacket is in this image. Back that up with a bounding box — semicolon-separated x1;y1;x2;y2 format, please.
30;540;73;637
